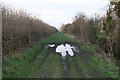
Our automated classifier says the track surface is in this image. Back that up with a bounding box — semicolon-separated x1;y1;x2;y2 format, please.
29;47;102;78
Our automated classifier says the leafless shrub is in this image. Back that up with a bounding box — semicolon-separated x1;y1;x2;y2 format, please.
1;4;57;55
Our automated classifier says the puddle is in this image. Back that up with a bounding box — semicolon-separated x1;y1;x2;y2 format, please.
45;44;55;49
48;44;55;47
55;43;78;57
45;43;79;58
45;43;79;72
55;44;67;57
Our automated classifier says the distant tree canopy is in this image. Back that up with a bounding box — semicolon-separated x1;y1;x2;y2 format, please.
61;13;99;43
60;2;119;61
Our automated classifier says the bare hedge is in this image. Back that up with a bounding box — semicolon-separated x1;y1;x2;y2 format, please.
1;4;58;55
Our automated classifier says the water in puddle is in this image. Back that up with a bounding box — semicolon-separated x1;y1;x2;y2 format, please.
55;44;67;57
55;43;77;57
47;43;78;71
65;44;74;56
48;44;55;47
47;43;78;57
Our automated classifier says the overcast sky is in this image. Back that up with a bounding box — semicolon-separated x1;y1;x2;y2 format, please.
1;0;109;29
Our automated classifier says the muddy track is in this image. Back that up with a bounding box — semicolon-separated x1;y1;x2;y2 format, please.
29;43;101;78
61;55;82;78
29;46;44;63
30;50;51;77
36;49;51;70
72;53;85;78
61;51;83;78
61;56;70;78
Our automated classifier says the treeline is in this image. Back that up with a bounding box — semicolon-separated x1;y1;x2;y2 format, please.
60;2;120;63
1;4;58;55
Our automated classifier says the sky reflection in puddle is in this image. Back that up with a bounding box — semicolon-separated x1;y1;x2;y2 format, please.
47;43;79;58
55;44;77;57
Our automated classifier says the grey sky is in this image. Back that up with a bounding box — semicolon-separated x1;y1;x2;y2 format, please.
1;0;109;29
